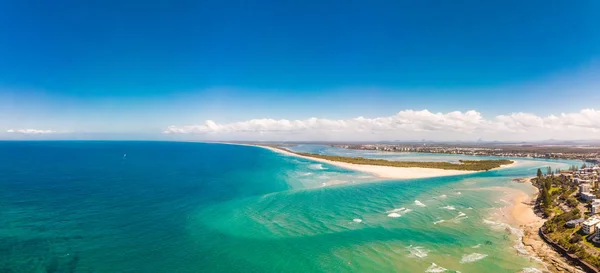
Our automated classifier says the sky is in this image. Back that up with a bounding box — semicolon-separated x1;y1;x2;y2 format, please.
1;0;600;141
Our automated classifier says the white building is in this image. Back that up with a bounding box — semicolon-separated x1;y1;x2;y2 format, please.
579;183;592;194
582;216;600;234
581;192;596;201
592;200;600;215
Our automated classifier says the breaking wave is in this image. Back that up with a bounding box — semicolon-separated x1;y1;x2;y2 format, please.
521;268;543;273
414;200;426;207
406;245;429;259
459;253;487;263
453;211;468;222
433;219;445;225
386;207;411;218
425;263;447;272
308;164;327;170
483;219;533;257
441;205;456;210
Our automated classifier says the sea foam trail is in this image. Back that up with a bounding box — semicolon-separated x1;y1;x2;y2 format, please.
387;213;402;218
441;205;456;210
406;245;429;259
459;253;488;263
414;200;426;207
425;263;447;272
352;219;362;223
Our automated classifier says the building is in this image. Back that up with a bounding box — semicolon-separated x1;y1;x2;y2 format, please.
592;200;600;215
582;216;600;234
582;192;597;201
579;183;592;194
595;224;600;243
565;218;585;228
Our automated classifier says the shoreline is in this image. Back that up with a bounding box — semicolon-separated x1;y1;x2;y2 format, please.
506;178;585;273
252;144;485;180
218;142;518;180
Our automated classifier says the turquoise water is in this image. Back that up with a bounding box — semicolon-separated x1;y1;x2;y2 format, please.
0;142;582;272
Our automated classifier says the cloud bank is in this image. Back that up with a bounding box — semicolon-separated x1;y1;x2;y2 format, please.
7;129;57;134
163;109;600;141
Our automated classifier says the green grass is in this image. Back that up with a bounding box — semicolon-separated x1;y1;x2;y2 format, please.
583;235;600;249
293;152;514;171
549;186;562;195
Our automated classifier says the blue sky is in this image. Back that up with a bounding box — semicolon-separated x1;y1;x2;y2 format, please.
1;1;600;140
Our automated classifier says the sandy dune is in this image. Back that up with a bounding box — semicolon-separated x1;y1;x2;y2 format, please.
256;145;478;179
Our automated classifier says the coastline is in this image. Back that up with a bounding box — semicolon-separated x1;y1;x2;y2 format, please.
252;144;480;179
506;178;585;273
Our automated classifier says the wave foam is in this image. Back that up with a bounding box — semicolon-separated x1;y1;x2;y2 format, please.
471;244;481;248
387;207;407;213
452;211;468;222
309;164;327;170
387;213;402;218
460;253;487;263
353;219;363;223
521;268;543;273
433;219;445;225
482;219;534;258
406;245;429;259
441;205;456;210
425;263;447;272
438;194;447;199
414;200;426;207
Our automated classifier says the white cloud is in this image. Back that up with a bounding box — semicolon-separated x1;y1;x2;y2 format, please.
7;129;57;134
163;109;600;141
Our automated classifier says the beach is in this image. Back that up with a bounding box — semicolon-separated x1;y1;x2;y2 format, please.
506;179;585;273
253;144;511;180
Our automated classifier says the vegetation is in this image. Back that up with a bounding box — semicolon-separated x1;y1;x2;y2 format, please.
536;171;600;270
293;152;513;171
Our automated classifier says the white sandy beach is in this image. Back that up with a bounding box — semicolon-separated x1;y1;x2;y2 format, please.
254;145;482;179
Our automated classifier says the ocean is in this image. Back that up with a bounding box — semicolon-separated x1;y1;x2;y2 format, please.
0;141;582;272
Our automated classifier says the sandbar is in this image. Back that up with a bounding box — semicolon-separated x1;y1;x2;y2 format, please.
254;144;478;179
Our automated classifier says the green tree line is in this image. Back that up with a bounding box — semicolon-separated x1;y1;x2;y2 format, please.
295;153;513;171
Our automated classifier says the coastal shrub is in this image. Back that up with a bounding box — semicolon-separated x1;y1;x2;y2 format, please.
570;234;582;244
